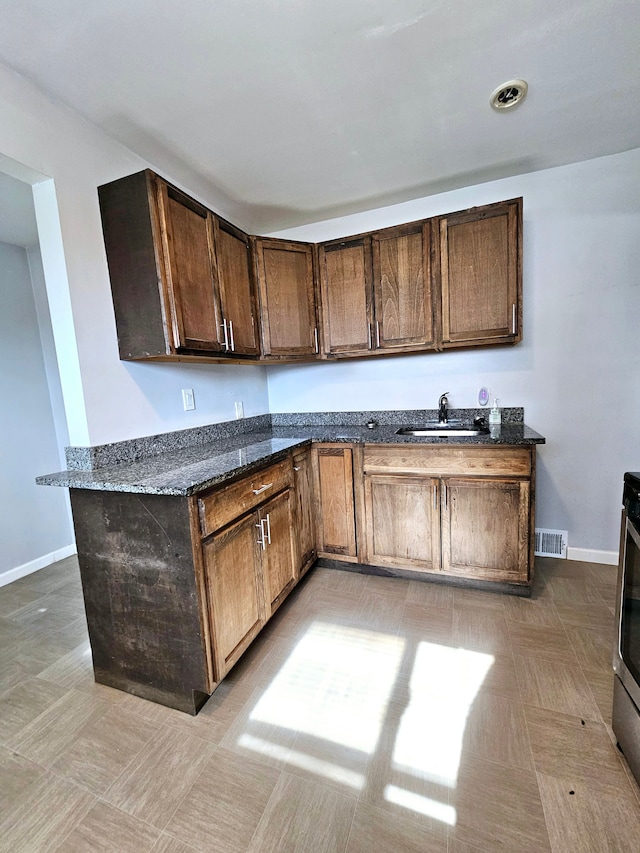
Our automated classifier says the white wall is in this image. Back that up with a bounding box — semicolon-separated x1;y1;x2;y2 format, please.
0;62;269;447
268;149;640;556
0;242;74;581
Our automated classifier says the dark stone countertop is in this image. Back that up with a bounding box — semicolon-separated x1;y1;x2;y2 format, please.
37;419;545;498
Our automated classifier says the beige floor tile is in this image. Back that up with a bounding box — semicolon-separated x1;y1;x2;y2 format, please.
14;688;113;766
553;600;615;631
350;591;406;632
0;744;46;807
151;836;198;853
515;655;601;720
246;772;357;853
449;753;551;853
475;652;522;701
165;746;280;853
462;692;534;770
546;577;604;604
406;579;454;609
507;621;577;663
37;640;94;689
103;725;215;829
12;625;87;674
0;582;43;617
452;606;512;654
50;703;155;795
8;592;83;633
567;624;614;671
345;801;446;853
363;573;411;601
55;801;161;852
0;770;95;853
453;587;506;612
525;705;631;796
502;594;563;627
583;667;615;722
398;602;454;642
0;677;68;745
537;770;640;853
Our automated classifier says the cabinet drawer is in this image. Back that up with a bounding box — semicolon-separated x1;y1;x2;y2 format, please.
198;457;293;537
363;444;531;478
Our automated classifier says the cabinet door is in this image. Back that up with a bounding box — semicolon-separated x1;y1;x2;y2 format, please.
156;180;224;352
372;221;435;351
441;477;530;582
318;237;373;355
203;513;265;679
254;238;318;357
312;445;357;558
439;199;521;346
364;474;441;572
292;447;316;575
259;490;298;615
213;217;260;356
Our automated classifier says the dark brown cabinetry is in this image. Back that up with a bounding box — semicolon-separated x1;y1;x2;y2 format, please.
360;444;534;588
99;167;522;363
99;170;259;361
253;238;318;358
292;445;316;575
318;220;435;356
438;198;522;347
312;444;358;559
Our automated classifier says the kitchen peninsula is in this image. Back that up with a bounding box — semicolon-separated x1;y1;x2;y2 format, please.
38;409;545;714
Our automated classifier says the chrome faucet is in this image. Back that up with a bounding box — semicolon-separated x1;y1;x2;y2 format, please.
438;392;449;424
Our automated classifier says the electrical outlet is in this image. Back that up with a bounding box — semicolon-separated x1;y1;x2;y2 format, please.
182;389;195;411
234;401;244;419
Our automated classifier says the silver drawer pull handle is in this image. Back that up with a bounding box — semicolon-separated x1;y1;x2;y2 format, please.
265;513;271;545
256;521;266;550
220;318;230;351
252;483;273;495
229;319;235;351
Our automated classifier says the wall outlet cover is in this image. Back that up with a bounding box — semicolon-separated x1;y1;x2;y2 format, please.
182;388;195;411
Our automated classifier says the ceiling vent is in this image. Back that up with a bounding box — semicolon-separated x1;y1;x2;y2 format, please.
489;79;528;111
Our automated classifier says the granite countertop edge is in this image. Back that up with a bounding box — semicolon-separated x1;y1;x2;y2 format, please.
37;420;546;497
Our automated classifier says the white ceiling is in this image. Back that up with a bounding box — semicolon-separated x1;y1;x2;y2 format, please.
0;0;639;232
0;172;39;247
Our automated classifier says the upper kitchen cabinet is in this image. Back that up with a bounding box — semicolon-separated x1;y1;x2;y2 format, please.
253;237;319;358
317;219;435;357
438;198;522;347
371;220;435;351
213;217;260;356
98;170;259;361
317;235;373;356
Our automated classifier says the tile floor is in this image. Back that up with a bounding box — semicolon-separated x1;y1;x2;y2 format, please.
2;555;640;851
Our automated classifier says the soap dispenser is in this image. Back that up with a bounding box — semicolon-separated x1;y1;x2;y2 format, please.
489;398;501;426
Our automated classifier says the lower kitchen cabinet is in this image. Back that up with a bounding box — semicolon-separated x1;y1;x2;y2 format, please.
441;477;530;582
259;489;298;613
292;445;316;575
203;512;266;680
360;444;535;589
363;473;441;572
312;444;358;559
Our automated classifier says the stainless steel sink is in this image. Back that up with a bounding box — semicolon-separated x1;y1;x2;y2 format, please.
396;425;488;437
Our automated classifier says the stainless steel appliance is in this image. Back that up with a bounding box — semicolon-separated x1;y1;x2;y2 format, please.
613;471;640;783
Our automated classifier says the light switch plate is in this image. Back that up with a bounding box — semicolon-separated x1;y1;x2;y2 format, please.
234;401;244;419
182;388;195;411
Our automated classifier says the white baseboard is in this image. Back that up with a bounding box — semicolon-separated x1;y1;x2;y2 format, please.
0;544;77;588
566;546;619;566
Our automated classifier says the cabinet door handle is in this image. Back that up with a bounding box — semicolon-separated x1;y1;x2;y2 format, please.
256;520;266;550
314;327;319;353
367;323;372;349
443;482;448;510
228;319;235;351
264;513;271;545
376;321;380;348
433;484;437;510
220;318;230;351
512;304;516;335
252;482;273;496
293;466;300;472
